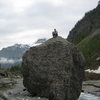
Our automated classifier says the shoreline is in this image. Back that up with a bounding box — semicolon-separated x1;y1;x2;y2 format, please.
0;78;100;100
82;80;100;97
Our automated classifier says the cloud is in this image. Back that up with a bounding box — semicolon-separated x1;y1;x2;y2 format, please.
0;57;22;64
0;0;99;49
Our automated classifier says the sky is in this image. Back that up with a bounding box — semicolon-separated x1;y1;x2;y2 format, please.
0;0;99;49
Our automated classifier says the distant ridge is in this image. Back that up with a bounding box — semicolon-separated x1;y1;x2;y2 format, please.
67;3;100;69
0;38;47;67
35;38;47;44
67;4;100;45
0;44;30;59
0;44;30;67
77;29;100;69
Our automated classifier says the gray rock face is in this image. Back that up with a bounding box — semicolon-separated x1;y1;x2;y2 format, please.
67;5;100;44
0;78;16;89
22;36;85;100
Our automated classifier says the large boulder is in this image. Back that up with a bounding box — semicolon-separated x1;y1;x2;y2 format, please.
22;36;85;100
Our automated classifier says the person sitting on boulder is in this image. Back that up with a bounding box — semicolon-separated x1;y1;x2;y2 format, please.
52;29;58;38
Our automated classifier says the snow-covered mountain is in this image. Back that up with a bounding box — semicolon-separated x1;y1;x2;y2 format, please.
0;44;30;59
31;38;47;46
0;38;47;67
35;38;47;44
0;44;30;67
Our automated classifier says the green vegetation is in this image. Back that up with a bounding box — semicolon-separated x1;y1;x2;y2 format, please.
70;30;92;45
0;65;22;78
77;34;100;69
67;5;100;70
7;65;22;77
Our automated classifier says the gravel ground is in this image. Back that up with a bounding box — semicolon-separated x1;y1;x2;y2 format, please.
1;78;47;100
82;80;100;96
0;78;100;100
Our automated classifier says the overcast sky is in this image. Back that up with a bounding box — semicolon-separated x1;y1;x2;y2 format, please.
0;0;99;49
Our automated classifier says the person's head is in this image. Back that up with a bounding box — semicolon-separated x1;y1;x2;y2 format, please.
54;29;56;31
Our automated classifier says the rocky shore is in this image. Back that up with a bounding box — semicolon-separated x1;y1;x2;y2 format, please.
82;80;100;96
0;78;48;100
0;78;100;100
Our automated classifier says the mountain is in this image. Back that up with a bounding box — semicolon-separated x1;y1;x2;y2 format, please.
67;4;100;45
31;38;47;46
67;3;100;69
35;38;47;44
0;44;30;59
0;44;30;67
0;38;47;67
77;29;100;69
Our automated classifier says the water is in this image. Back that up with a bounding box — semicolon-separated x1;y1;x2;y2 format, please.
78;93;100;100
